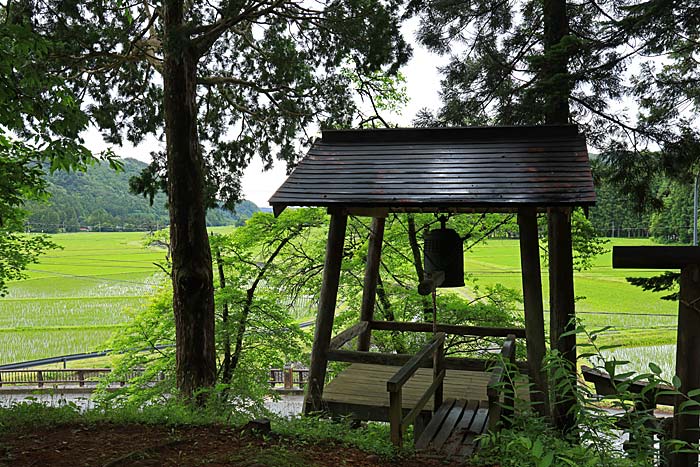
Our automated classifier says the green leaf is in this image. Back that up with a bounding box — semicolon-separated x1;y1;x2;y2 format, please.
649;362;662;375
538;452;554;467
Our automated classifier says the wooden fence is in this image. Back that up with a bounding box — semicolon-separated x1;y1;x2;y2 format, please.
0;368;144;388
0;367;309;390
269;367;309;390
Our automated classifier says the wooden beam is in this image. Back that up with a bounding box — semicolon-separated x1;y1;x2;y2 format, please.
358;217;386;351
547;207;576;433
613;246;700;269
369;320;526;338
329;322;369;350
327;349;529;373
517;207;549;417
671;264;700;467
304;213;347;413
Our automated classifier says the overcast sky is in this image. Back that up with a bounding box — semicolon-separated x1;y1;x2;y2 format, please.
81;19;446;208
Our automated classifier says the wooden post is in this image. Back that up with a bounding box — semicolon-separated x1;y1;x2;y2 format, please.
304;213;348;413
517;207;549;417
358;217;385;351
389;387;403;446
613;246;700;467
547;207;576;433
37;370;43;388
433;337;444;412
671;264;700;467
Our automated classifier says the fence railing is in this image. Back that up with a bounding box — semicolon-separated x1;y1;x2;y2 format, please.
0;368;144;388
269;367;309;390
1;366;309;390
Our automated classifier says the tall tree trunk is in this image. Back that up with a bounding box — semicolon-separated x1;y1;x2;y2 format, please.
543;0;571;124
543;0;576;434
407;215;432;321
215;246;232;385
163;0;216;401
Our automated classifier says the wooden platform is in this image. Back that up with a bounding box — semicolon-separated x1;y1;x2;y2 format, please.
416;398;490;459
321;363;493;420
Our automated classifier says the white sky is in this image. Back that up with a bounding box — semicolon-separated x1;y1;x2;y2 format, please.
80;19;446;208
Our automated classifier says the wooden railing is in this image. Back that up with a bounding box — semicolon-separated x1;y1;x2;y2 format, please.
0;368;144;388
387;332;446;446
327;320;528;373
487;334;517;430
269;367;309;390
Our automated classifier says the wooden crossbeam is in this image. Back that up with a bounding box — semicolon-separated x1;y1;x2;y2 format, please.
613;246;700;269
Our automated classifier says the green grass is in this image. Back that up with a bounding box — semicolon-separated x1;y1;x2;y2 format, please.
0;232;167;365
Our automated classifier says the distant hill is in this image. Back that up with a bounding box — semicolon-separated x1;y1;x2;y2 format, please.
25;158;259;233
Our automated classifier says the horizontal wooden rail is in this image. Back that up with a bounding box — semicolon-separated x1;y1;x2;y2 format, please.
370;320;526;338
582;366;674;406
0;368;144;388
388;333;446;446
329;322;369;350
327;349;528;373
487;334;517;431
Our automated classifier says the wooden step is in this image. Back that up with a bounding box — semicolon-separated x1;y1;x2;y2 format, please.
416;398;490;460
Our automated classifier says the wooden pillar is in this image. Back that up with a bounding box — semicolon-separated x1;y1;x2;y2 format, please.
358;217;385;351
304;213;348;413
671;264;700;467
547;207;576;433
518;207;549;417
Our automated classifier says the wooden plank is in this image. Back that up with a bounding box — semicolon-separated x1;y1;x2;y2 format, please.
369;320;526;338
547;207;577;433
358;217;385;351
518;207;549;417
442;399;479;456
275;185;596;195
431;399;468;451
613;246;700;269
415;399;456;450
304;213;347;413
459;403;490;458
329;322;369;350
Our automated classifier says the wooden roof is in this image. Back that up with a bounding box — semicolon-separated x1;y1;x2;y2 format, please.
269;125;595;215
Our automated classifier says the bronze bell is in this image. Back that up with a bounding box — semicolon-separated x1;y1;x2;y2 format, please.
423;217;465;288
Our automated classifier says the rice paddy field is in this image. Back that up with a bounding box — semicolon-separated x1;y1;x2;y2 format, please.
0;232;168;365
0;231;679;373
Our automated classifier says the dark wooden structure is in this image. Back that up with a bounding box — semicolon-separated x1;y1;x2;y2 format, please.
269;124;595;451
613;246;700;467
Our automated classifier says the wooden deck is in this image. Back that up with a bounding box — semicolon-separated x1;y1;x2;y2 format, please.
321;363;494;420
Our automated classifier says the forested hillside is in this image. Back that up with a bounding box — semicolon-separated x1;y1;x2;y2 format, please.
25;159;258;232
589;158;693;243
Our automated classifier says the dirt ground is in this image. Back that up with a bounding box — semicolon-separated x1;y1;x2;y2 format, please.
0;422;467;467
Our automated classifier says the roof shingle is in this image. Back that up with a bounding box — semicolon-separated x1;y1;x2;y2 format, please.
269;125;595;215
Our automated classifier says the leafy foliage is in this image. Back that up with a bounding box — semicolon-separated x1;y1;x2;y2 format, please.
478;322;700;467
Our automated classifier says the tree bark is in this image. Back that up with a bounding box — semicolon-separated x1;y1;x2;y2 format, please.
163;0;216;401
543;0;571;124
407;215;432;321
215;246;232;385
